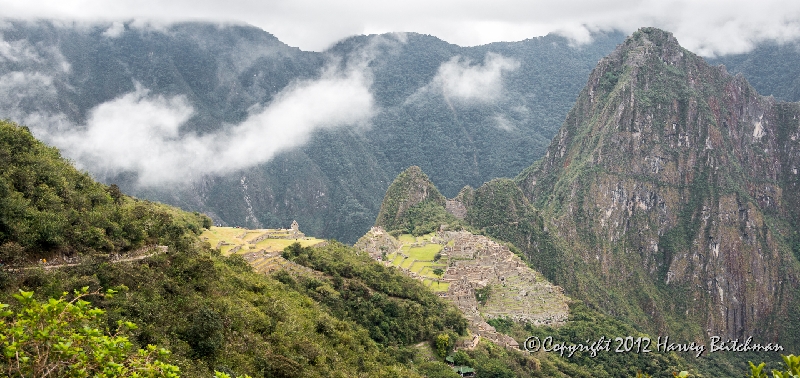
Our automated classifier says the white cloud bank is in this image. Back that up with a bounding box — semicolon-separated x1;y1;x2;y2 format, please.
44;66;374;186
1;0;799;55
432;53;519;103
407;53;519;106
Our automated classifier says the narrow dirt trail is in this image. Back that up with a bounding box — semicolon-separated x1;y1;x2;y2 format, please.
3;246;168;272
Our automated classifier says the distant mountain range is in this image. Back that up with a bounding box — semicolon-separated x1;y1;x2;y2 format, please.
0;20;626;243
2;20;800;247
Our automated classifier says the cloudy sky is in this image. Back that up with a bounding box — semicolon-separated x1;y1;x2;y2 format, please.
2;0;800;55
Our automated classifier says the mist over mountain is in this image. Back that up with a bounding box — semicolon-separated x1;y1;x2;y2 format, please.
709;40;800;102
0;19;626;243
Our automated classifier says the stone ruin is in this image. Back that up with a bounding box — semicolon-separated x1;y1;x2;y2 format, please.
248;220;305;244
353;226;402;260
445;200;467;220
356;228;570;351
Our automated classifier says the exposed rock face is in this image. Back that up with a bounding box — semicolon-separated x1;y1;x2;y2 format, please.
514;28;800;343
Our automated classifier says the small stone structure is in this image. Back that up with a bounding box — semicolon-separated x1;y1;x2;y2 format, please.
353;226;401;260
248;221;305;244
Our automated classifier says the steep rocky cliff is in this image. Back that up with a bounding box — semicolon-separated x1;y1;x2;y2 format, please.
512;28;800;345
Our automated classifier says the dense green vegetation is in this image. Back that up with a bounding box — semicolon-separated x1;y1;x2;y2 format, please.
280;241;468;346
3;240;453;377
1;288;180;377
710;42;800;102
0;121;210;264
465;178;566;282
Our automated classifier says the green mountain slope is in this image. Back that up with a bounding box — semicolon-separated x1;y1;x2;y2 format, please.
0;120;210;262
709;41;800;102
0;120;470;377
374;166;456;235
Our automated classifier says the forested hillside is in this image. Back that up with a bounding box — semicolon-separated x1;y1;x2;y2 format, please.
0;120;471;377
0;120;211;263
710;40;800;102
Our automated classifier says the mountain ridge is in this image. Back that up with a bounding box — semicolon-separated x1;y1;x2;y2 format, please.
0;19;627;243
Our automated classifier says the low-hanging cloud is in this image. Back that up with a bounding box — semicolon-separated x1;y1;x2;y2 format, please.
102;21;125;38
411;52;519;104
47;66;374;186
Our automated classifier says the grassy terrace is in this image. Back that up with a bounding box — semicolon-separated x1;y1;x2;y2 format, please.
201;227;324;256
384;232;448;292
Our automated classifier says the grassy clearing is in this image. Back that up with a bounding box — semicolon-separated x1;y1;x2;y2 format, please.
254;238;321;252
400;258;416;269
391;255;405;265
202;227;247;248
398;234;416;243
409;261;426;273
429;281;449;292
418;265;446;278
382;232;449;286
361;230;449;292
407;243;441;261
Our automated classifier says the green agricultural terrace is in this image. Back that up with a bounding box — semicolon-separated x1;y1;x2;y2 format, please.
201;226;324;256
383;232;449;292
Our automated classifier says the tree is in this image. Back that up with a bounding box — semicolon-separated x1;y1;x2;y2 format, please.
0;287;179;377
435;333;452;359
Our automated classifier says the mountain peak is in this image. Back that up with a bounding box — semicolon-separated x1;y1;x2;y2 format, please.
585;27;693;97
514;26;800;343
608;27;682;61
374;166;449;234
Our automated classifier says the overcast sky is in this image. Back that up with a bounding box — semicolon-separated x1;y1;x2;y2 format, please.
2;0;800;56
